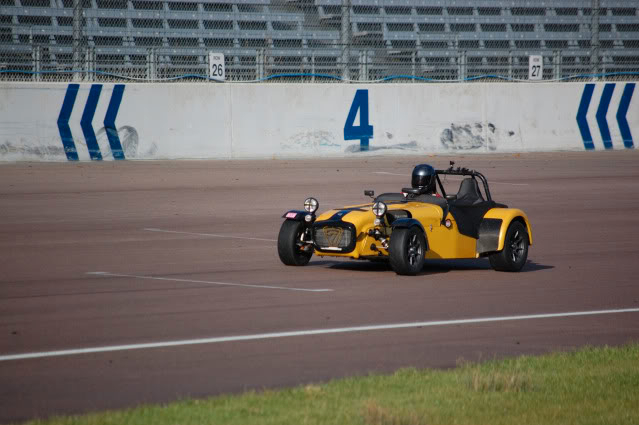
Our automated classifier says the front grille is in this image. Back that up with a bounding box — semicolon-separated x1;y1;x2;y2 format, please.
313;223;355;252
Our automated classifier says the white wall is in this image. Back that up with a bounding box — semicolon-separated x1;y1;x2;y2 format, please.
1;81;636;161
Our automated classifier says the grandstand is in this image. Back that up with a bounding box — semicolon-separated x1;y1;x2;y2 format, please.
0;0;638;82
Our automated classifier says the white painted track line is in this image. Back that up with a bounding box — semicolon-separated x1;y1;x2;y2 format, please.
144;228;276;242
373;171;529;186
2;308;638;362
86;271;333;293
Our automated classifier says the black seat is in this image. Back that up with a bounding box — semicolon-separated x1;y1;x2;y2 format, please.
455;178;484;206
449;178;494;238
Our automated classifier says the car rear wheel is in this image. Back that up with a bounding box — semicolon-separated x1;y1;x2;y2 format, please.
389;226;426;276
489;221;529;272
278;219;313;266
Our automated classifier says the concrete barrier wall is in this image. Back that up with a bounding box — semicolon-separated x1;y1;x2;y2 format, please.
0;81;636;161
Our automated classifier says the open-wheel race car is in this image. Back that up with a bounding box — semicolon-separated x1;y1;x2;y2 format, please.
278;162;532;275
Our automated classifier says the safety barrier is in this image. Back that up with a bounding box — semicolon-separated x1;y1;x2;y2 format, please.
0;81;636;161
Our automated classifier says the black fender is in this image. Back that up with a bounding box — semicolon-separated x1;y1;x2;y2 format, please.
477;218;502;254
391;218;428;251
282;210;309;221
391;218;426;234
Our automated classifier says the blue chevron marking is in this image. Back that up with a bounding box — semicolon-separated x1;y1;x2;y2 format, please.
104;84;126;160
617;83;635;149
576;84;595;150
80;84;103;161
596;83;615;150
56;84;80;161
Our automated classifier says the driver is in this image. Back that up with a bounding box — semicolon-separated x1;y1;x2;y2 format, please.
407;164;441;197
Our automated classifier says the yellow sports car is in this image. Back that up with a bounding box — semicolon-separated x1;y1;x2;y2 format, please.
278;162;532;275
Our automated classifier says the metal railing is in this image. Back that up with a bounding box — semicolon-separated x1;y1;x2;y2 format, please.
1;0;638;83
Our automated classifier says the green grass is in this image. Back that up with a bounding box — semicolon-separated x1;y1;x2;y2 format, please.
24;344;639;425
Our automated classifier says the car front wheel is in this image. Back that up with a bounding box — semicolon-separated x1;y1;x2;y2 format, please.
277;219;313;266
489;221;529;272
389;226;426;276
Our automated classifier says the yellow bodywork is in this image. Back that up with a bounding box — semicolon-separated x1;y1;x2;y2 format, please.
314;202;532;260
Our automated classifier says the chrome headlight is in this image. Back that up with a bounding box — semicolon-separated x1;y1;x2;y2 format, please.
304;197;319;213
372;201;387;218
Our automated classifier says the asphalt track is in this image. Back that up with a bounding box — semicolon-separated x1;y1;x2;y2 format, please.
1;151;639;423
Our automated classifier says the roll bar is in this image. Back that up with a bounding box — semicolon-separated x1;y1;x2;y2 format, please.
435;161;492;202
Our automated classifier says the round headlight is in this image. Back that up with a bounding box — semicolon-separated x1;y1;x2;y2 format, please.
304;197;319;213
372;201;387;218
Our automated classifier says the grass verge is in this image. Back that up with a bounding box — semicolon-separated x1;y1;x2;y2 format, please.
24;343;639;425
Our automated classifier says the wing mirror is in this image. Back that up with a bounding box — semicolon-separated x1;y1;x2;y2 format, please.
364;190;375;198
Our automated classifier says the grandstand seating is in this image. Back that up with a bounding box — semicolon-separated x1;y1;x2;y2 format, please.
0;0;638;80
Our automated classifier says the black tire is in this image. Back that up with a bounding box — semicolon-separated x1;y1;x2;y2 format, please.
389;226;426;276
277;220;312;266
489;221;529;272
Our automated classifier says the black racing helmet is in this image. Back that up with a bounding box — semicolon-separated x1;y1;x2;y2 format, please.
411;164;436;193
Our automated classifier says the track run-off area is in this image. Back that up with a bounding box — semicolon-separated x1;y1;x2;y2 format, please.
1;151;639;423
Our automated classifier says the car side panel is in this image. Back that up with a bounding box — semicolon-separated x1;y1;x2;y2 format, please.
398;204;476;260
423;212;478;259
